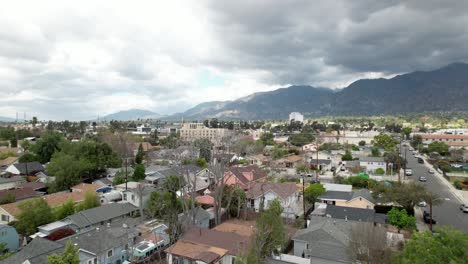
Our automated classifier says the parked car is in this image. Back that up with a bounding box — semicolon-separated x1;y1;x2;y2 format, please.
460;204;468;213
419;176;427;182
405;169;413;176
428;169;435;174
418;201;427;207
452;164;463;169
423;211;437;224
417;157;424;164
331;166;336;172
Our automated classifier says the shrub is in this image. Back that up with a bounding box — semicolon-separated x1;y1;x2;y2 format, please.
375;168;385;175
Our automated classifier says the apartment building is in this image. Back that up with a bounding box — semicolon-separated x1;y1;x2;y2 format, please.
419;133;468;148
179;123;231;144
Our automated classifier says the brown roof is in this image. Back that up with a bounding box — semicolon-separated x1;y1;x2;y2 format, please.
71;183;101;193
0;157;18;167
42;192;86;207
195;195;215;206
0;187;37;201
21;181;46;190
166;240;227;263
181;226;251;255
246;182;299;200
226;165;267;185
281;155;303;163
213;223;254;237
0;191;86;217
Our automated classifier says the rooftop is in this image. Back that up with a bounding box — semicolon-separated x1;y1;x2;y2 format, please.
246;182;298;200
65;202;138;228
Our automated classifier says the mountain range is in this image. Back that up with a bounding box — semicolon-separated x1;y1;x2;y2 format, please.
100;109;163;121
104;62;468;121
165;62;468;120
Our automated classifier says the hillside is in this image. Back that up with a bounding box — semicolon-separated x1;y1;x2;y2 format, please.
165;62;468;120
101;109;163;121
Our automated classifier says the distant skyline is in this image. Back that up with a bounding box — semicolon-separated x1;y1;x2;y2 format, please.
1;1;468;120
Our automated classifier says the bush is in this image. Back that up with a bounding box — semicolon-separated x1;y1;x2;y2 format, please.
375;168;385;175
358;140;366;146
344;176;378;189
454;180;463;190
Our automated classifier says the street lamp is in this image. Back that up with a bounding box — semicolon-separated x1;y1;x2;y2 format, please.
301;174;307;228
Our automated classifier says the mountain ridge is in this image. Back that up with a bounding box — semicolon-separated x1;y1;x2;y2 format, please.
162;62;468;120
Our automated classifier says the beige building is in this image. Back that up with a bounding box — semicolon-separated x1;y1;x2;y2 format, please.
179;123;231;144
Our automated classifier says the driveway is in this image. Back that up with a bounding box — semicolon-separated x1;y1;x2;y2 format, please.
402;146;468;232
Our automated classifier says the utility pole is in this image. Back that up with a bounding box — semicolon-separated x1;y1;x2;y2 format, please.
315;143;319;182
429;193;433;231
302;174;307;228
125;158;128;191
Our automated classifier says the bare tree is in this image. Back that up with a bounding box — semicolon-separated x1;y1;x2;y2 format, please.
347;222;393;264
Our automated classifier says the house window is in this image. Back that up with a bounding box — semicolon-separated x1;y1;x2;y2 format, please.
131;195;135;201
1;215;10;222
107;249;113;257
123;193;127;200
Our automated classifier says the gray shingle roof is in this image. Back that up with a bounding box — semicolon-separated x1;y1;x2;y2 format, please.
293;217;352;263
318;191;352;201
350;189;375;204
65;203;138;228
1;238;63;264
325;205;386;223
12;162;44;174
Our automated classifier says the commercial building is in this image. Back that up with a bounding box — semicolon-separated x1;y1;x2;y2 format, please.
289;112;304;123
179;123;231;144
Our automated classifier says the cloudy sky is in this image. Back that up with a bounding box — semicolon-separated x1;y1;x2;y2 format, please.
1;0;468;120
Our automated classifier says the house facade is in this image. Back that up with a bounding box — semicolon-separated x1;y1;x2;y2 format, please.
0;224;20;252
318;189;376;209
246;182;301;218
358;157;387;174
222;165;268;190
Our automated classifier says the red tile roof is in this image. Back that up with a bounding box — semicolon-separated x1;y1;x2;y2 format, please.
195;195;215;206
225;165;267;185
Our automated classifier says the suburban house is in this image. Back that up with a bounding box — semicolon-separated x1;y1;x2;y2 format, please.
358;157;387;174
311;204;387;225
0;177;25;191
0;187;38;202
246;182;301;218
166;222;253;264
0;157;18;171
222;165;268;190
309;158;332;171
292;216;387;263
178;207;211;229
0;224;20;252
122;185;156;210
323;183;352;193
247;154;271;167
302;143;317;152
5;162;44;176
4;221;139;264
318;189;376;209
275;155;303;168
0;191;86;225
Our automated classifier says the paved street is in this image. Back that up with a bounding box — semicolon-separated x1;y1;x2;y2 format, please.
402;146;468;232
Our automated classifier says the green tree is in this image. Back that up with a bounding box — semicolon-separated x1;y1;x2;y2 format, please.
295;164;310;174
248;199;286;262
0;242;13;260
47;240;80;264
0;193;15;205
370;146;381;157
341;151;353;161
428;141;449;156
55;199;75;220
9;137;17;148
373;134;398;151
18;152;39;163
132;163;146;181
399;226;468;264
194;138;213;162
259;132;275;146
16;198;55;236
135;143;144;164
410;135;422;149
32;116;38;127
31;132;64;163
76;192;100;211
373;182;429;213
434;160;451;173
401;127;412;140
288;133;315;147
47;153;87;191
304;183;325;208
375;168;385;175
387;208;415;232
112;174;126;186
196;157;208;168
358;140;366;146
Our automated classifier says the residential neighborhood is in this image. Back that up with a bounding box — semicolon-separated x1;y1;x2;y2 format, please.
0;114;467;264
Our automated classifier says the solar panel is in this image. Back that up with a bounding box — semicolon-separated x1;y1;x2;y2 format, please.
137;243;150;251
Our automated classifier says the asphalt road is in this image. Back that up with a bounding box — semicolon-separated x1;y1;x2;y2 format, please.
402;146;468;232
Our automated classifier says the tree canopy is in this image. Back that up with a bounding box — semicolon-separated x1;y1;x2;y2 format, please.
373;134;398;151
428;141;449;156
399;226;468;264
47;240;80;264
15;198;55;236
31;132;64;163
304;183;325;207
387;208;415;232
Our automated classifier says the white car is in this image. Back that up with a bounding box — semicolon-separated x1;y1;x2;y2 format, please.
418;201;427;207
428;169;435;174
461;204;468;213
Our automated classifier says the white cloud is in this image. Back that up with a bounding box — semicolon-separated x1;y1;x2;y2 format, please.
0;0;467;120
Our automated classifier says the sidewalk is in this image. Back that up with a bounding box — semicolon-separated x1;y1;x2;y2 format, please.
421;155;467;204
414;207;429;232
